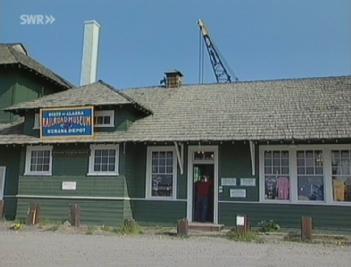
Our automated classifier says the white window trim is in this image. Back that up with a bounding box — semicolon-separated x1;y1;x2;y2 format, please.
33;113;40;129
88;144;119;176
187;145;219;224
24;145;53;176
145;146;177;200
259;144;351;206
94;110;115;128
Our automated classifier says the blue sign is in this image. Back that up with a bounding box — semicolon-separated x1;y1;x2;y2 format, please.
41;107;94;138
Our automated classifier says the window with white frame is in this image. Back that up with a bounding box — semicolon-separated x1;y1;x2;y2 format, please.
88;144;119;175
33;113;40;129
331;150;351;202
296;150;324;201
263;151;290;200
260;145;351;205
25;146;53;175
146;147;177;198
94;110;114;127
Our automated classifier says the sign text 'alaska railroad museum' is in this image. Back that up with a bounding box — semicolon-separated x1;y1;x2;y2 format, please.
40;107;94;139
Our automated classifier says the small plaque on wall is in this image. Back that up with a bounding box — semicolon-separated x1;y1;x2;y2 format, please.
221;178;237;186
62;181;76;191
230;189;246;198
240;178;256;186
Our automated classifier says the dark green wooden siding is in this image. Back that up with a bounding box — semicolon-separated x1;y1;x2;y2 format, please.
15;143;188;225
0;70;17;122
124;143;146;198
18;144;129;197
219;202;351;230
0;146;21;219
124;143;188;199
0;67;66;123
18;176;127;197
3;141;351;229
52;145;90;176
15;144;130;225
218;142;259;201
131;200;186;226
16;198;127;225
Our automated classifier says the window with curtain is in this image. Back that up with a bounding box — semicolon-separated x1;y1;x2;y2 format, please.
297;150;324;201
331;150;351;202
151;151;174;197
263;151;290;200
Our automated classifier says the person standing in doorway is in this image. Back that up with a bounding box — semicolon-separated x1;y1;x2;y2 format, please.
197;175;211;222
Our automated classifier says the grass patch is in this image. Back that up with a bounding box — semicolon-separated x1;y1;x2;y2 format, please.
85;226;98;235
226;228;262;242
45;224;60;232
119;219;143;235
100;225;119;234
283;231;302;242
257;220;280;233
85;221;143;236
283;231;351;246
9;223;25;231
37;219;63;231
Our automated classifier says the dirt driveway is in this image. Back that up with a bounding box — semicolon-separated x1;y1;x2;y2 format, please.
0;230;350;267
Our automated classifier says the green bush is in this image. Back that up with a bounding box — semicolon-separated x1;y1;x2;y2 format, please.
9;223;25;231
86;226;98;235
257;220;280;232
45;224;60;232
120;218;143;235
226;228;261;242
101;225;119;234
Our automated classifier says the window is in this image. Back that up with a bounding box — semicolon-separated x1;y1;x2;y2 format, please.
94;110;114;127
146;147;177;199
260;145;351;205
297;150;324;201
25;146;53;176
88;144;119;175
33;113;40;129
263;151;290;200
331;150;351;202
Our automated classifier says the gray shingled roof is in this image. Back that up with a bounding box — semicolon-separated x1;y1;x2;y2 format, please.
120;76;351;141
0;119;38;144
0;43;72;88
6;81;152;114
1;76;351;144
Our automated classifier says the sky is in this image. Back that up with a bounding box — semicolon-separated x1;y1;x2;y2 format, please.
1;0;351;89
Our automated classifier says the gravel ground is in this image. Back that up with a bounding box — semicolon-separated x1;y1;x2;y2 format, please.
0;230;350;267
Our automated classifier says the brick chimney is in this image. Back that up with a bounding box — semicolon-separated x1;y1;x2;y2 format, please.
164;70;183;88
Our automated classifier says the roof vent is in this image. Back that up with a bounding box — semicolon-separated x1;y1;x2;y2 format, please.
162;70;183;88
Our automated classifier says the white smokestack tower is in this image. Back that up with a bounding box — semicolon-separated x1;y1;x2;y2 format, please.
80;20;101;86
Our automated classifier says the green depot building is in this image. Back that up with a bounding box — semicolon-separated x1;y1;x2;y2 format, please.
1;43;351;230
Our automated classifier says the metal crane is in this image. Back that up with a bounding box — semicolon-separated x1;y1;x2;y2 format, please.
198;19;238;83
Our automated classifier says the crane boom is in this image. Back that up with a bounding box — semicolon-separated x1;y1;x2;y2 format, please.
198;19;238;83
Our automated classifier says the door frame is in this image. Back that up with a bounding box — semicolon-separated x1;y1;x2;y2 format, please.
0;166;6;200
187;145;218;224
